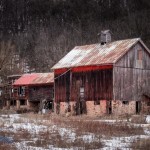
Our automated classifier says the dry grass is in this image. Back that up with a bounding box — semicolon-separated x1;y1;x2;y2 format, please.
13;129;31;142
47;118;144;136
0;113;147;149
22;113;144;136
131;115;147;124
132;138;150;149
27;130;103;149
0;142;16;150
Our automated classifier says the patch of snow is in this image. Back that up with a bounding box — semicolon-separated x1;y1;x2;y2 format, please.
101;135;150;150
146;115;150;124
94;119;128;123
58;127;76;142
12;123;47;133
81;134;95;143
1;114;150;150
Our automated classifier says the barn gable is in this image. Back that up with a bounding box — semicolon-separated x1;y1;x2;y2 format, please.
113;41;150;100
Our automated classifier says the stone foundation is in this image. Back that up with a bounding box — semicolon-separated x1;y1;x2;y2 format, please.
59;101;76;115
56;100;150;116
112;100;136;115
86;100;107;116
57;100;107;116
16;100;20;109
6;100;10;109
141;101;150;114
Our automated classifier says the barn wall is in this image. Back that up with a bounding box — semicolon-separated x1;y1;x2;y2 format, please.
55;69;113;102
113;42;150;101
86;100;107;116
141;96;150;114
29;85;53;101
54;69;113;115
57;100;107;116
71;69;113;101
112;100;136;115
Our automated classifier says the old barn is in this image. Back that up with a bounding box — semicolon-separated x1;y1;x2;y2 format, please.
52;32;150;116
12;73;54;111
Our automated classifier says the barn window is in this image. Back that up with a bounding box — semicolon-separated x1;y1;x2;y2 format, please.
18;86;25;96
147;102;150;106
20;100;26;105
137;49;143;60
136;49;143;68
10;100;16;106
94;101;100;105
122;101;129;105
80;87;84;101
14;88;18;92
33;87;37;91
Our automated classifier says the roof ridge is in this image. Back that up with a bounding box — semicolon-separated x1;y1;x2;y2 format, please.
75;38;140;48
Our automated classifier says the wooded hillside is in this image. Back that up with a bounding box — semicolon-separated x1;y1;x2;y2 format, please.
0;0;150;75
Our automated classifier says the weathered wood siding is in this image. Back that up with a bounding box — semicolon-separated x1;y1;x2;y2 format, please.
55;69;113;103
29;85;53;101
113;42;150;101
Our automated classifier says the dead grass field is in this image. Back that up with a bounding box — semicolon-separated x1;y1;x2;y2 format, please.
0;113;149;149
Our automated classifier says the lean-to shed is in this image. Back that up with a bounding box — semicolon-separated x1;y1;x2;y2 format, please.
12;73;54;111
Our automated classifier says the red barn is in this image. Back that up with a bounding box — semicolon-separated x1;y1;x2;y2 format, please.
52;33;150;116
12;73;54;111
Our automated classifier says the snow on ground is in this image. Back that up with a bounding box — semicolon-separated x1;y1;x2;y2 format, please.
146;115;150;124
101;135;150;150
0;114;150;150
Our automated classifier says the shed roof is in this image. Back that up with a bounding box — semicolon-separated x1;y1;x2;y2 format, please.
13;73;54;86
52;38;150;69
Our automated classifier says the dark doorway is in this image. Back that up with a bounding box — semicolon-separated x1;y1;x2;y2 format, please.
107;100;112;114
76;101;86;115
0;100;2;109
43;101;53;110
20;99;26;106
10;100;16;106
136;101;141;114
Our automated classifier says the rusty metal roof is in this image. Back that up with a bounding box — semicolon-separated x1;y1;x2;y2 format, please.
52;38;149;69
13;73;54;86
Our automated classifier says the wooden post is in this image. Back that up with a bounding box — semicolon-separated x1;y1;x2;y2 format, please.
6;100;10;109
27;99;30;109
16;100;20;109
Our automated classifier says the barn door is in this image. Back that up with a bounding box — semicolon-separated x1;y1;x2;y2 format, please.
79;87;86;114
136;101;141;114
76;86;86;115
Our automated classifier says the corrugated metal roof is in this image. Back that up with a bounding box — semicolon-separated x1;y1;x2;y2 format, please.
13;73;54;86
52;38;149;69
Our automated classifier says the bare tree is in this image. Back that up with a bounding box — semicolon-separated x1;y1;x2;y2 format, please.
0;40;15;80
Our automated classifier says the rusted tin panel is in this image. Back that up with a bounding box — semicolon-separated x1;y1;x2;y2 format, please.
13;73;54;86
52;38;142;69
32;73;54;84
